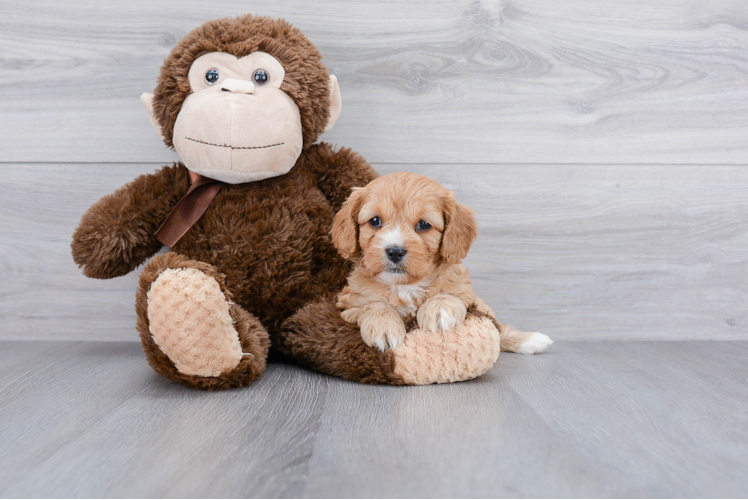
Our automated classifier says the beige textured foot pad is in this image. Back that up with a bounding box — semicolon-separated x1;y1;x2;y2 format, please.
147;268;243;377
392;316;501;385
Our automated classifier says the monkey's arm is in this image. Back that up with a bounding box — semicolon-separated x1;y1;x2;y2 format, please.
306;143;379;212
71;163;189;279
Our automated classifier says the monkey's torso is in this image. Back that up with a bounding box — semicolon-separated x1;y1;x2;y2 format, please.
171;144;354;335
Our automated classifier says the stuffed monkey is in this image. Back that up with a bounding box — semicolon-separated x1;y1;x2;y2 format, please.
72;15;533;390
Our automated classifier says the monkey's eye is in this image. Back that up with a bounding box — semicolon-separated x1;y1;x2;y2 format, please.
205;68;220;85
253;69;269;85
416;221;431;231
369;217;382;228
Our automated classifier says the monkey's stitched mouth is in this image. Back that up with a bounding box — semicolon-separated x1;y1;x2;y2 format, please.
185;137;284;150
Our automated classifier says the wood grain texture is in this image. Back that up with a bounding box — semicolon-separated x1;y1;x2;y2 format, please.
0;342;327;498
1;0;747;164
0;164;144;341
1;162;746;341
0;341;746;497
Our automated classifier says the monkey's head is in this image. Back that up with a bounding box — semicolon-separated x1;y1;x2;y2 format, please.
141;15;342;184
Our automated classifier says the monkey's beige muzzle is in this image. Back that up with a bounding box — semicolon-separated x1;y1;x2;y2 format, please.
172;83;304;184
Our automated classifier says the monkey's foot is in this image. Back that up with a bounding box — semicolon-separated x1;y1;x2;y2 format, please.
392;315;501;385
137;252;269;390
147;268;244;377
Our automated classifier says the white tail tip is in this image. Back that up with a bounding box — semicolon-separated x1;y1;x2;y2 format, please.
517;332;554;354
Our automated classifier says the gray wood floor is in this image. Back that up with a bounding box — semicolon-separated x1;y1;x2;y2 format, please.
1;340;746;498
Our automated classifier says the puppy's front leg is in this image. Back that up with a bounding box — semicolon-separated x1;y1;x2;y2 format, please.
473;297;496;319
417;294;467;333
359;302;406;351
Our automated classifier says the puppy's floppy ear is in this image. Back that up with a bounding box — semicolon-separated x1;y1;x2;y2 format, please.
440;194;477;263
331;187;365;259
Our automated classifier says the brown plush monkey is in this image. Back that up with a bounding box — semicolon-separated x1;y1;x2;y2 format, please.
71;14;509;390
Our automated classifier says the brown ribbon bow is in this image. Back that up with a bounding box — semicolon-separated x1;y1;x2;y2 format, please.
154;172;223;247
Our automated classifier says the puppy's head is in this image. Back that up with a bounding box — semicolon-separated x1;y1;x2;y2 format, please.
331;172;477;284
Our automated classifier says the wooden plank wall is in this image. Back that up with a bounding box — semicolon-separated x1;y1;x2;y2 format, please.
1;0;747;341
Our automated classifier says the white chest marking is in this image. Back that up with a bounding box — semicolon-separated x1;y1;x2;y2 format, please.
390;281;429;317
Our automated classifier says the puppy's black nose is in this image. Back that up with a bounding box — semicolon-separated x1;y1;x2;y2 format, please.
386;246;406;264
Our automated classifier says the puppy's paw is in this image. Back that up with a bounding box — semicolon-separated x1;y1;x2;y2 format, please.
340;307;360;324
417;294;468;333
360;303;407;351
474;298;496;319
517;332;554;354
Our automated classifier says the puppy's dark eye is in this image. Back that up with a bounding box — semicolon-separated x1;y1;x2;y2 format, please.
205;68;220;85
416;221;431;231
369;217;382;228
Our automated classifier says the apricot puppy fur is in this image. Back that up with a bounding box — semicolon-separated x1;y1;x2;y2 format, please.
331;172;500;351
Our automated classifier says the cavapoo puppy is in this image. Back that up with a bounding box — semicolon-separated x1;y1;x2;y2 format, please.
332;172;553;353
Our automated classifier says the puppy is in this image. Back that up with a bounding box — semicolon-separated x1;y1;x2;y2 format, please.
331;172;553;354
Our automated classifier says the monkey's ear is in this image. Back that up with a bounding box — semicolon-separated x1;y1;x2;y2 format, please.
440;195;477;263
141;93;167;143
331;187;365;259
324;75;342;132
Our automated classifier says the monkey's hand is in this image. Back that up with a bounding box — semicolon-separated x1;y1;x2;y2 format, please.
71;164;188;279
417;294;468;333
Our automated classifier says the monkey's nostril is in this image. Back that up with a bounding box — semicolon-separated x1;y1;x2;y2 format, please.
386;246;406;264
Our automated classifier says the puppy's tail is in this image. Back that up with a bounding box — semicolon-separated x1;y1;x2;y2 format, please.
497;323;554;355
